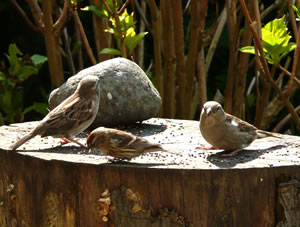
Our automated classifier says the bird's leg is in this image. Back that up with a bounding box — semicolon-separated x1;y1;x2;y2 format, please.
60;137;87;148
196;145;218;150
220;149;242;157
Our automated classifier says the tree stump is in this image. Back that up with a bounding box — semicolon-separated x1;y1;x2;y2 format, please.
0;118;300;226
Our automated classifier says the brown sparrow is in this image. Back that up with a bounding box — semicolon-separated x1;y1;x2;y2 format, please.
10;75;100;150
199;101;281;154
87;127;177;160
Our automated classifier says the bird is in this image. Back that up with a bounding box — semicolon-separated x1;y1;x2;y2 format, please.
87;127;178;160
10;75;101;150
199;101;281;155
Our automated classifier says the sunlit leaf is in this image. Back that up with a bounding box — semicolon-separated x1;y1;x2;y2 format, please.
124;32;148;53
31;54;48;67
81;5;109;18
100;48;121;56
239;46;256;54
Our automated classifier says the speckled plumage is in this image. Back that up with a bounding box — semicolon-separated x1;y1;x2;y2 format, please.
87;127;177;160
11;75;100;150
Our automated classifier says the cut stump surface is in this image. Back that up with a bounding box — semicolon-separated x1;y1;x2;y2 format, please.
0;118;300;226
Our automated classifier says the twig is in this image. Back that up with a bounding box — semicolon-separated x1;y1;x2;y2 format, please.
286;15;300;97
272;105;300;133
118;0;130;14
72;10;97;65
10;0;40;32
260;0;282;20
277;64;300;88
288;0;298;38
205;6;227;74
101;0;113;14
134;0;151;32
25;0;45;30
53;0;70;37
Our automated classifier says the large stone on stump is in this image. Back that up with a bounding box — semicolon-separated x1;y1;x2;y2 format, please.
1;118;300;226
49;58;161;127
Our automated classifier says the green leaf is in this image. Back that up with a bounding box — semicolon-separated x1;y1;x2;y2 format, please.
124;31;148;53
291;4;300;19
31;54;48;67
239;46;256;54
240;16;296;65
99;48;121;56
23;102;48;115
0;71;6;81
7;43;22;75
81;5;109;18
17;65;38;81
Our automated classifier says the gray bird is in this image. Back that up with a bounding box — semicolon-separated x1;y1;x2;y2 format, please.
199;101;281;154
11;75;100;150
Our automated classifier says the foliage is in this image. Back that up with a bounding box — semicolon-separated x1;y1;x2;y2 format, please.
82;3;147;57
0;43;48;125
239;16;296;65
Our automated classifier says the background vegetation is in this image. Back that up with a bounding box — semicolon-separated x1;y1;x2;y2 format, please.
0;0;299;135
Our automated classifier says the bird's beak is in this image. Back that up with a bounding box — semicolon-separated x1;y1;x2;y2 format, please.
206;107;213;116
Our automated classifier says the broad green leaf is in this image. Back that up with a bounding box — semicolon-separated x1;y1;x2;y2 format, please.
23;102;48;115
81;5;109;18
240;16;295;65
17;65;38;81
124;32;148;53
31;54;48;67
100;48;121;56
7;43;22;75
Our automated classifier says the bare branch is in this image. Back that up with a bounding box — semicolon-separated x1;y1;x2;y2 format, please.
10;0;40;32
118;0;130;15
101;0;113;15
277;64;300;88
25;0;44;30
272;105;300;133
53;0;70;37
72;10;97;65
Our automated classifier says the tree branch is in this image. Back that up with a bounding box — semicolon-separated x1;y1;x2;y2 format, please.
72;10;97;65
53;0;70;37
25;0;45;31
10;0;40;32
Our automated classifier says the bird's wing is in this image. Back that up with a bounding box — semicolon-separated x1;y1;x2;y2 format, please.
225;113;257;133
109;131;139;148
38;96;94;137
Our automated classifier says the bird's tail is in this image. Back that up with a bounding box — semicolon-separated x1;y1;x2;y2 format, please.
257;130;282;139
10;132;36;151
146;145;180;155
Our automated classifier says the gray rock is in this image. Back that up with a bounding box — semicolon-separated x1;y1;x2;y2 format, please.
48;58;161;127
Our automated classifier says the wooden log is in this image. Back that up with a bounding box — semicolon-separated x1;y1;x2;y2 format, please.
0;118;300;226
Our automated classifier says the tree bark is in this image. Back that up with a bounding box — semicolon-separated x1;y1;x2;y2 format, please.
42;0;65;88
172;0;186;119
147;0;163;116
160;0;176;118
